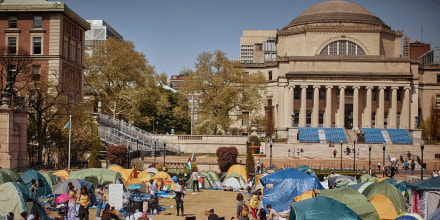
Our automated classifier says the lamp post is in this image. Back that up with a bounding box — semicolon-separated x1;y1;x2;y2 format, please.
156;121;159;133
136;140;139;159
353;140;356;171
270;139;273;167
421;140;425;180
382;143;386;177
340;140;343;170
127;146;131;169
369;144;372;175
154;136;157;163
163;142;166;171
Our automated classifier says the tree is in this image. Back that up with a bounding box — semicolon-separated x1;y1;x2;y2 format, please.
216;146;238;172
420;97;440;141
182;163;199;175
245;148;255;176
181;51;266;135
85;38;155;121
0;47;32;100
106;145;127;166
156;163;169;172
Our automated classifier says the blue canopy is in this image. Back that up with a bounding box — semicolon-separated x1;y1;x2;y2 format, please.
260;168;323;212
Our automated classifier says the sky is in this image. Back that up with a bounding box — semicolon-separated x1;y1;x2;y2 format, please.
61;0;440;77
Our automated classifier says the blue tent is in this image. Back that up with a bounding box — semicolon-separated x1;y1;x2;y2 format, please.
289;197;361;220
260;168;323;212
20;170;52;197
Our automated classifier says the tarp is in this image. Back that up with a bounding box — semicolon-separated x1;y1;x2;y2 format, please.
407;176;440;191
369;194;398;219
52;179;96;206
153;171;176;191
297;165;318;179
362;181;407;215
20;170;52;197
225;164;248;182
319;187;380;220
69;168;121;185
53;170;69;181
289;196;361;220
328;175;356;188
0;182;49;220
261;168;323;212
358;174;377;183
396;213;424;220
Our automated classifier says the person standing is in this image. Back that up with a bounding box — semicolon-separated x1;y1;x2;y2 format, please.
357;148;360;159
288;149;291;157
249;189;261;219
30;179;38;196
148;179;158;199
191;170;199;192
411;160;416;175
300;148;304;157
236;193;249;220
246;177;253;201
77;186;90;220
377;163;381;173
95;184;104;218
395;161;399;174
67;185;77;220
256;159;261;174
333;149;337;158
292;148;295;158
175;179;185;216
403;160;409;173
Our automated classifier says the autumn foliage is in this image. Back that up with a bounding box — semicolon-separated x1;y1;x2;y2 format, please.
106;145;127;166
216;146;238;172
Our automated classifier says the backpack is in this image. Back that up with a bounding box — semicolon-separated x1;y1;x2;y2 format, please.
241;201;250;217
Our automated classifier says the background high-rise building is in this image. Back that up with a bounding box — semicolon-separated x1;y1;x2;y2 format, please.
85;20;123;55
238;30;277;63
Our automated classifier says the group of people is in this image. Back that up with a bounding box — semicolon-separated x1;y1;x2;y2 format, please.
67;183;92;220
288;148;304;158
237;177;278;220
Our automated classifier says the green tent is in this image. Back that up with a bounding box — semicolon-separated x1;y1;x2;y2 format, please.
69;168;121;185
407;176;440;191
319;187;380;220
383;178;409;192
0;169;21;183
20;170;52;197
362;181;407;215
297;165;318;179
348;182;374;193
289;196;361;220
358;174;377;183
0;182;49;220
0;169;18;184
39;172;60;190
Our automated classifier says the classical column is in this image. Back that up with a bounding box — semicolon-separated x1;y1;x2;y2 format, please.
377;86;385;128
353;86;360;130
277;86;284;129
288;85;294;127
389;87;398;128
338;86;346;128
410;85;419;129
299;85;308;127
401;87;411;129
365;86;373;128
284;85;289;128
312;85;320;126
324;86;333;127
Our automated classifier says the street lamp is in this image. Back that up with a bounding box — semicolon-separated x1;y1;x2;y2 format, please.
421;140;425;180
353;140;356;171
127;146;131;169
156;121;159;133
368;144;372;175
270;139;273;167
163;142;166;171
382;143;386;177
154;136;157;163
340;140;343;170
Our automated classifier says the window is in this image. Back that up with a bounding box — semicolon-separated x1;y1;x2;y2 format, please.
294;89;300;99
319;89;325;100
8;65;17;80
436;94;440;108
8;37;17;54
71;24;75;36
320;40;365;56
33;37;42;54
437;74;440;83
64;20;68;33
70;43;75;61
9;17;17;28
33;16;42;28
397;89;401;101
32;65;41;80
268;71;272;80
77;46;81;63
306;89;312;100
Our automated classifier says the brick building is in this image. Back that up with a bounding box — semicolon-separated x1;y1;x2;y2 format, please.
0;0;90;104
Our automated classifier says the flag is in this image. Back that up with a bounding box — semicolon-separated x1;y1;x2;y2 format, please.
185;152;194;170
63;121;70;129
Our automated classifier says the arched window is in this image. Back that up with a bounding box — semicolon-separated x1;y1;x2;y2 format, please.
320;40;365;56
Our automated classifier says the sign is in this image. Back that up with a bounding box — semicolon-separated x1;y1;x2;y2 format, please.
109;184;124;210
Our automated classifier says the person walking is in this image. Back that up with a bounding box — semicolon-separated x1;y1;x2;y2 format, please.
333;149;337;158
67;185;77;220
30;179;38;196
77;186;90;220
411;160;416;175
148;179;158;199
256;159;261;174
288;149;291;157
403;160;409;173
300;148;304;157
395;161;399;174
236;193;249;220
191;170;199;192
357;148;360;159
95;184;104;218
175;179;185;216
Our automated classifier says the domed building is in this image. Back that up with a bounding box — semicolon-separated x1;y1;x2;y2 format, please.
242;1;437;144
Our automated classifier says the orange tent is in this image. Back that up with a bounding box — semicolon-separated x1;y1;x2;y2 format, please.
375;177;390;182
369;194;398;220
294;190;319;202
153;171;176;191
53;170;69;181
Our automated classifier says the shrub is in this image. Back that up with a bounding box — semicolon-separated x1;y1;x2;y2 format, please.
156;163;169;172
216;146;238;172
249;135;261;146
183;163;199;175
106;145;127;167
245;148;255;176
88;149;101;168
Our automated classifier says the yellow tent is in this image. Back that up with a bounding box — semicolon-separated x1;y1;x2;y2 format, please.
153;171;176;191
294;190;319;202
375;177;390;182
53;170;69;181
125;170;151;186
369;194;398;220
108;166;138;185
225;164;248;182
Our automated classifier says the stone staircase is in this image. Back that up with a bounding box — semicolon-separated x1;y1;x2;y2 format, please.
346;129;357;144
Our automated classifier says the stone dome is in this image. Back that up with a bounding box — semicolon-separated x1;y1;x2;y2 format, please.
284;1;388;29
